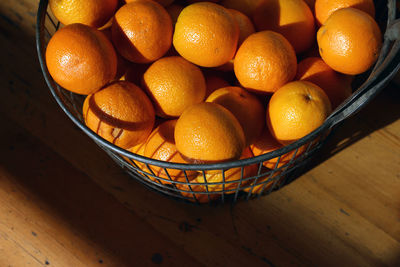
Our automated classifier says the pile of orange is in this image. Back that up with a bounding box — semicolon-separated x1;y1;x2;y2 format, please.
46;0;382;202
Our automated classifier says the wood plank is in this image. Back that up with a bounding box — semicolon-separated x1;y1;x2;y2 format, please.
0;116;202;267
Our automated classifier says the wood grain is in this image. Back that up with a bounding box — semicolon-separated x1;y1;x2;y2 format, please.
0;0;400;266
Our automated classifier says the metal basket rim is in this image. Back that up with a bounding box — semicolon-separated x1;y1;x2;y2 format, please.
35;0;399;171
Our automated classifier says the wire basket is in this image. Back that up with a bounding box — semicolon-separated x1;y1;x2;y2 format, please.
36;0;400;204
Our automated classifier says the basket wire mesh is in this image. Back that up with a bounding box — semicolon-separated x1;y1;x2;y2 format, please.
36;0;400;204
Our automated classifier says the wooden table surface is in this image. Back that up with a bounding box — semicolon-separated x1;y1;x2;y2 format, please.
1;1;400;266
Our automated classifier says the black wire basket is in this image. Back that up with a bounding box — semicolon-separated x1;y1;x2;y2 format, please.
36;0;400;204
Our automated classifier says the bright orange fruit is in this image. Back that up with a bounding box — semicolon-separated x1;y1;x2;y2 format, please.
174;102;245;163
317;8;382;75
267;81;332;145
173;2;239;67
234;31;297;94
46;23;117;95
83;81;155;149
142;56;206;118
112;0;173;63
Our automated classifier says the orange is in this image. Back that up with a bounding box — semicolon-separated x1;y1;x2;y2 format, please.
206;86;265;146
317;8;382;75
267;81;332;145
234;31;297;94
204;72;230;98
173;2;239;67
166;4;184;25
250;127;305;169
228;9;255;46
253;0;315;54
49;0;118;27
46;23;117;95
220;0;265;17
142;56;206;118
82;81;155;149
112;0;173;63
315;0;375;25
175;102;245;163
177;147;257;203
296;57;353;109
143;120;198;184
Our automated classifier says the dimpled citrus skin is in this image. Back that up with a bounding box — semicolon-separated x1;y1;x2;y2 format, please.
173;2;239;67
296;57;353;109
228;9;255;46
252;0;315;54
112;0;173;63
315;0;375;25
206;86;265;146
142;56;206;118
46;23;117;95
143;120;199;184
267;81;332;145
317;8;382;75
82;81;155;149
49;0;118;27
234;31;297;94
174;102;245;163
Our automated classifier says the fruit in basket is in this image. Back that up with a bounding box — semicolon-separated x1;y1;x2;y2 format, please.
252;0;315;54
234;31;297;94
82;81;155;149
173;2;239;67
267;81;332;145
206;86;265;146
250;127;306;169
177;147;257;202
112;0;173;63
228;9;255;46
45;23;117;95
317;8;382;75
296;57;353;109
49;0;118;28
142;56;206;118
143;120;199;184
175;102;245;163
315;0;375;25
